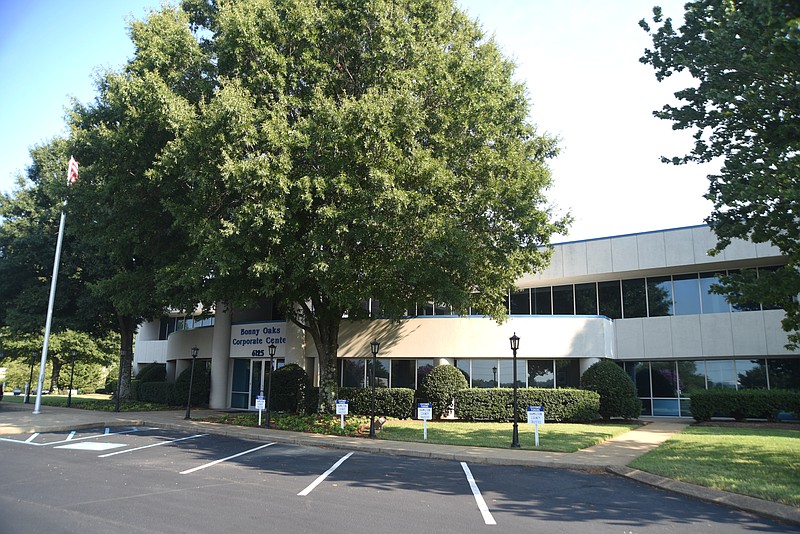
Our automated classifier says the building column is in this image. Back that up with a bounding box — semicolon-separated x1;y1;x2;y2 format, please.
209;302;232;409
579;357;601;376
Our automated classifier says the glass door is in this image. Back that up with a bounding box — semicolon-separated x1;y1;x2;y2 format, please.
250;360;264;409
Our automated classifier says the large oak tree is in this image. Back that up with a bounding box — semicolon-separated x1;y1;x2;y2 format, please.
641;1;800;347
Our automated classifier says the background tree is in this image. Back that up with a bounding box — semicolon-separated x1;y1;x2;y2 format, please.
147;0;566;412
640;1;800;347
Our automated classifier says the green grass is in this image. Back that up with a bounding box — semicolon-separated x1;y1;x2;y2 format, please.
629;426;800;507
1;393;174;411
379;420;639;452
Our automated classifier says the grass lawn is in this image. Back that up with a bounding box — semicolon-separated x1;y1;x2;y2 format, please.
379;419;640;452
1;393;173;411
629;426;800;507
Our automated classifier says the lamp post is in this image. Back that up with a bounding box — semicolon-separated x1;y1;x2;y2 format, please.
369;339;380;438
184;346;199;420
24;350;35;404
67;349;77;407
509;333;521;449
492;366;497;387
265;344;276;428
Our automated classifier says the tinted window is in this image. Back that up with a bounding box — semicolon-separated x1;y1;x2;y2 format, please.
575;283;597;315
622;278;647;318
510;290;530;315
533;287;552;315
598;280;621;319
647;276;673;316
552;285;574;315
700;272;729;313
673;273;701;315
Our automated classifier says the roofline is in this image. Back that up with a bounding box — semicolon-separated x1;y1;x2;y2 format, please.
551;224;710;246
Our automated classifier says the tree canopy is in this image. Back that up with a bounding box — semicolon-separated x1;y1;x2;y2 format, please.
640;0;800;347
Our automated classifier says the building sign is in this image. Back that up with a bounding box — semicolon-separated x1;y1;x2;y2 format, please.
230;321;288;358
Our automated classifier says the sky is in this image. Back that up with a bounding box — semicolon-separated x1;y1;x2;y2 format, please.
0;0;717;242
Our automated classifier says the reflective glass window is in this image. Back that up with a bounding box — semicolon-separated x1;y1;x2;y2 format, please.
575;283;597;315
653;398;680;416
433;303;451;316
759;266;786;310
673;273;701;315
555;359;581;388
510;290;530;315
700;272;729;313
472;359;499;388
367;358;390;387
706;360;737;389
417;359;434;387
767;358;800;390
736;359;767;389
391;360;416;389
527;360;555;388
420;302;434;316
647;276;673;316
677;360;706;396
455;359;471;387
342;359;366;388
598;280;622;319
729;269;761;312
622;278;647;318
499;358;526;388
650;361;678;397
533;287;552;315
552;285;574;315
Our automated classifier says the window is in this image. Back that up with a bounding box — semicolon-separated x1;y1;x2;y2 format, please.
736;359;767;389
647;276;673;316
706;360;737;389
391;360;416;389
673;273;701;315
552;285;574;315
598;280;622;319
510;290;530;315
533;287;552;315
700;272;729;313
417;359;434;387
367;358;390;387
621;278;647;318
342;360;366;388
527;360;554;388
499;358;525;388
472;359;498;388
575;283;598;315
555;359;581;388
650;361;677;397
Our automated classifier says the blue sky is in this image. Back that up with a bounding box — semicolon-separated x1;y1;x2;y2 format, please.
0;1;716;242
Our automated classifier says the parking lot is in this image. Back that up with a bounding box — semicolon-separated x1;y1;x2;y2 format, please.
1;425;795;533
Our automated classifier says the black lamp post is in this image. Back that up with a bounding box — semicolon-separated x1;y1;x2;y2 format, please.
184;346;199;420
369;339;380;438
67;349;77;407
509;332;521;449
24;350;35;404
265;344;276;428
492;366;497;387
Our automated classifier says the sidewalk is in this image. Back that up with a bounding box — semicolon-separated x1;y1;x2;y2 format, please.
1;402;798;526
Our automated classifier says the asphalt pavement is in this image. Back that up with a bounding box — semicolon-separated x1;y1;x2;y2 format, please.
1;401;798;527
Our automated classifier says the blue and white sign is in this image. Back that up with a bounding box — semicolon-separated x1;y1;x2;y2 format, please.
255;395;266;410
335;399;349;415
526;406;545;425
417;402;433;421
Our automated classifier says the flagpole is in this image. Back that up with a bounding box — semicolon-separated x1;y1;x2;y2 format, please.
33;156;78;414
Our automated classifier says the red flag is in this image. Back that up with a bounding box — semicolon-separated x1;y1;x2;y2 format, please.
67;156;79;186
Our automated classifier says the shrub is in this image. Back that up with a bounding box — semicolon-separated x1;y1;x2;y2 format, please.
270;364;310;412
138;382;176;405
580;360;641;419
421;365;468;418
135;363;167;383
454;388;600;423
337;387;415;419
690;389;800;422
174;364;211;407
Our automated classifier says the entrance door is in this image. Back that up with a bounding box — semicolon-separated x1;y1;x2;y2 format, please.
235;358;286;410
249;360;264;408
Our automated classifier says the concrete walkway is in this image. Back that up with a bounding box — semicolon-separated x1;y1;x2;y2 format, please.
1;402;798;526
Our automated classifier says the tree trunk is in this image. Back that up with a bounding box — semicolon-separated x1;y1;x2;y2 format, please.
49;356;63;393
292;302;342;414
117;315;137;401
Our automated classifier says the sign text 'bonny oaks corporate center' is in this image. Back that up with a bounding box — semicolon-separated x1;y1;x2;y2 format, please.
230;322;288;358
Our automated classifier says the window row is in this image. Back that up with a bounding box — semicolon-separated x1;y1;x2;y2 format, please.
338;358;581;390
618;357;800;416
158;315;215;340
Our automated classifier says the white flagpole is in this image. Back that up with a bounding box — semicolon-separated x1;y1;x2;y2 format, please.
33;157;77;414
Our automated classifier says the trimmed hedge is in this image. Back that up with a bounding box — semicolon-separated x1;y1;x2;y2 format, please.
270;364;310;412
421;365;468;418
336;387;415;419
454;388;600;423
690;389;800;422
135;363;167;383
138;382;176;405
580;360;641;419
174;365;211;407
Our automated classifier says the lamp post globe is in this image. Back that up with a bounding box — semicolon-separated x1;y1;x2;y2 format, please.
509;333;521;449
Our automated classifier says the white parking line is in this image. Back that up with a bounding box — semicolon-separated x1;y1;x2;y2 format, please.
0;427;142;447
297;452;354;496
180;442;276;474
66;431;76;441
461;462;497;526
25;433;39;443
98;433;209;458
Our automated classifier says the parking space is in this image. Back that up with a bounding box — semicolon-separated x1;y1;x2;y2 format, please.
0;425;794;533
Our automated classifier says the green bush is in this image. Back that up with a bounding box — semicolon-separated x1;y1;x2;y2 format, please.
270;364;310;412
135;363;167;383
138;382;176;405
454;388;600;423
580;360;641;419
690;389;800;422
174;364;210;407
421;365;468;418
337;387;415;419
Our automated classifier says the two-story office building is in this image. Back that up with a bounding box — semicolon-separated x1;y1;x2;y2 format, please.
133;225;800;416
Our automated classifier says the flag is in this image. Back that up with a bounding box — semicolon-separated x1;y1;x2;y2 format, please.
67;156;79;186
